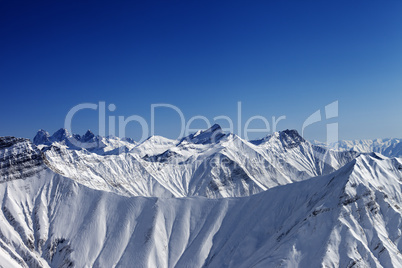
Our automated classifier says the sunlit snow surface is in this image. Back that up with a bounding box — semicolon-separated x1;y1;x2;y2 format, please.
312;138;402;158
1;128;402;267
35;127;359;198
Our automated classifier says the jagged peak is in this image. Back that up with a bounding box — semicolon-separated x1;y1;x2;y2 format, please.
83;129;94;136
33;129;51;145
51;128;70;141
279;129;302;138
278;129;305;147
250;129;304;148
180;124;225;145
81;130;95;142
36;129;50;135
208;123;222;132
37;128;138;144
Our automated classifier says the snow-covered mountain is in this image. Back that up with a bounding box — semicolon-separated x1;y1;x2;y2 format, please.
1;135;402;267
33;128;137;155
312;138;402;158
33;125;359;198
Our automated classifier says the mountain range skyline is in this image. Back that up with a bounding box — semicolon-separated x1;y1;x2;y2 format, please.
1;1;401;141
1;1;401;266
30;125;402;144
1;122;402;267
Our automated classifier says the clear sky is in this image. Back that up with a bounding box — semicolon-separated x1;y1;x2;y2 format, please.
1;0;401;142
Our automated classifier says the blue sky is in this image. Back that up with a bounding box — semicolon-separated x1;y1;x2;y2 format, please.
1;0;401;141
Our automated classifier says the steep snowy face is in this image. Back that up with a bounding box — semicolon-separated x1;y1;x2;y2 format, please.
179;124;226;145
202;154;402;267
312;138;402;157
131;135;177;158
248;130;360;182
0;137;47;182
33;127;360;198
1;152;402;267
250;129;305;148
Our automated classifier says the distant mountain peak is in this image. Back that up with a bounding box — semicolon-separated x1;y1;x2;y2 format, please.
310;138;402;158
250;129;305;148
121;137;136;144
84;129;94;136
180;124;225;145
37;129;49;134
209;123;222;132
278;129;305;148
33;129;51;145
31;128;141;155
81;130;95;142
279;129;301;138
51;128;70;142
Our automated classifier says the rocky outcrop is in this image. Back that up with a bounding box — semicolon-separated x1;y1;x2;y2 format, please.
0;137;46;182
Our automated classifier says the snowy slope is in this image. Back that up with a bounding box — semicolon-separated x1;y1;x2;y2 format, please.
1;135;402;267
34;126;359;198
312;138;402;158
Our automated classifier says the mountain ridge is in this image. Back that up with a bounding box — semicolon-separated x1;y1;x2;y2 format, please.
312;138;402;158
1;143;402;267
28;126;362;198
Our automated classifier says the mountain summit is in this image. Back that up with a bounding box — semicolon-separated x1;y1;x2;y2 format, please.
180;123;226;144
250;129;305;147
33;129;51;145
80;130;96;143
